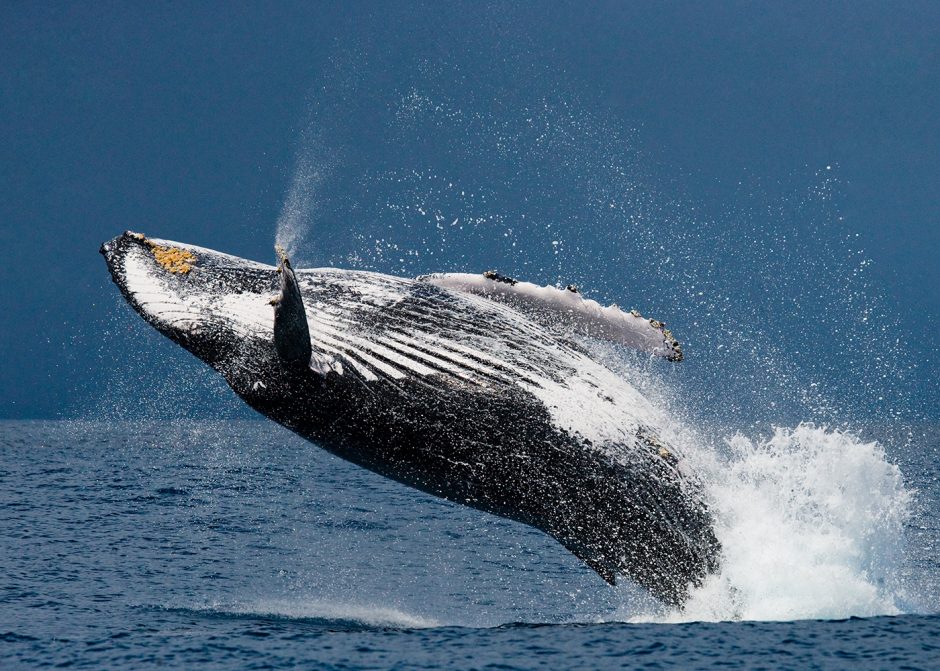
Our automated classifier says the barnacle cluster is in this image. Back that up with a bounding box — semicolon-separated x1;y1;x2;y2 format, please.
630;310;683;362
483;270;518;285
148;242;196;274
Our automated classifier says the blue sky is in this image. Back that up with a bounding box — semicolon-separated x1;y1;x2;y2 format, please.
1;1;937;421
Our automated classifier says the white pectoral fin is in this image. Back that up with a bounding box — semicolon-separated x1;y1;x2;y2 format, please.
421;272;683;361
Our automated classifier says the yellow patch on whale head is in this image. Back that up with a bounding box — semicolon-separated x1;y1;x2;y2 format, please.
148;243;196;274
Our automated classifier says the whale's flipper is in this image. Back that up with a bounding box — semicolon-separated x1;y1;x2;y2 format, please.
421;272;683;361
272;248;313;367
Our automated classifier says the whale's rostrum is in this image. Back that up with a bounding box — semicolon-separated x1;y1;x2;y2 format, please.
100;231;720;606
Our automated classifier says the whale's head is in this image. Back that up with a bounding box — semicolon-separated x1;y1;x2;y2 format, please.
100;231;287;388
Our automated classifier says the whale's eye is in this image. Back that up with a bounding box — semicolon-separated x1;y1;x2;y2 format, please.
148;243;196;274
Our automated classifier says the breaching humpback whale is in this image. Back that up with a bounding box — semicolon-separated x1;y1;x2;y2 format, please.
100;231;720;606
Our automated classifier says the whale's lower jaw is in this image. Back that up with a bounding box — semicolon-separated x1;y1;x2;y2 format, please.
101;232;720;606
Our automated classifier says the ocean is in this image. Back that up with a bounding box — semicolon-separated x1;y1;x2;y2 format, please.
3;419;939;669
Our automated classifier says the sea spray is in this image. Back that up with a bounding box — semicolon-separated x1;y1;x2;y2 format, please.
617;423;912;623
193;599;440;629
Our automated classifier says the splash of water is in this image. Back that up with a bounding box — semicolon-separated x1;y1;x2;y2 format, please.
612;423;912;623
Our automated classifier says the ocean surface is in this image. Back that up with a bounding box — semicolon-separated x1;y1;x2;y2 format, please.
3;419;940;669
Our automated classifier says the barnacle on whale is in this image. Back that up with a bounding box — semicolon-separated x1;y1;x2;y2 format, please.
125;233;197;274
148;243;196;274
483;270;518;285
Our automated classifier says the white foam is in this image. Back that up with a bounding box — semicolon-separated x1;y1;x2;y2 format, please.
618;423;912;623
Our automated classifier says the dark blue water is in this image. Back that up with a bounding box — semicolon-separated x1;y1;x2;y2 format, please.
2;420;939;669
